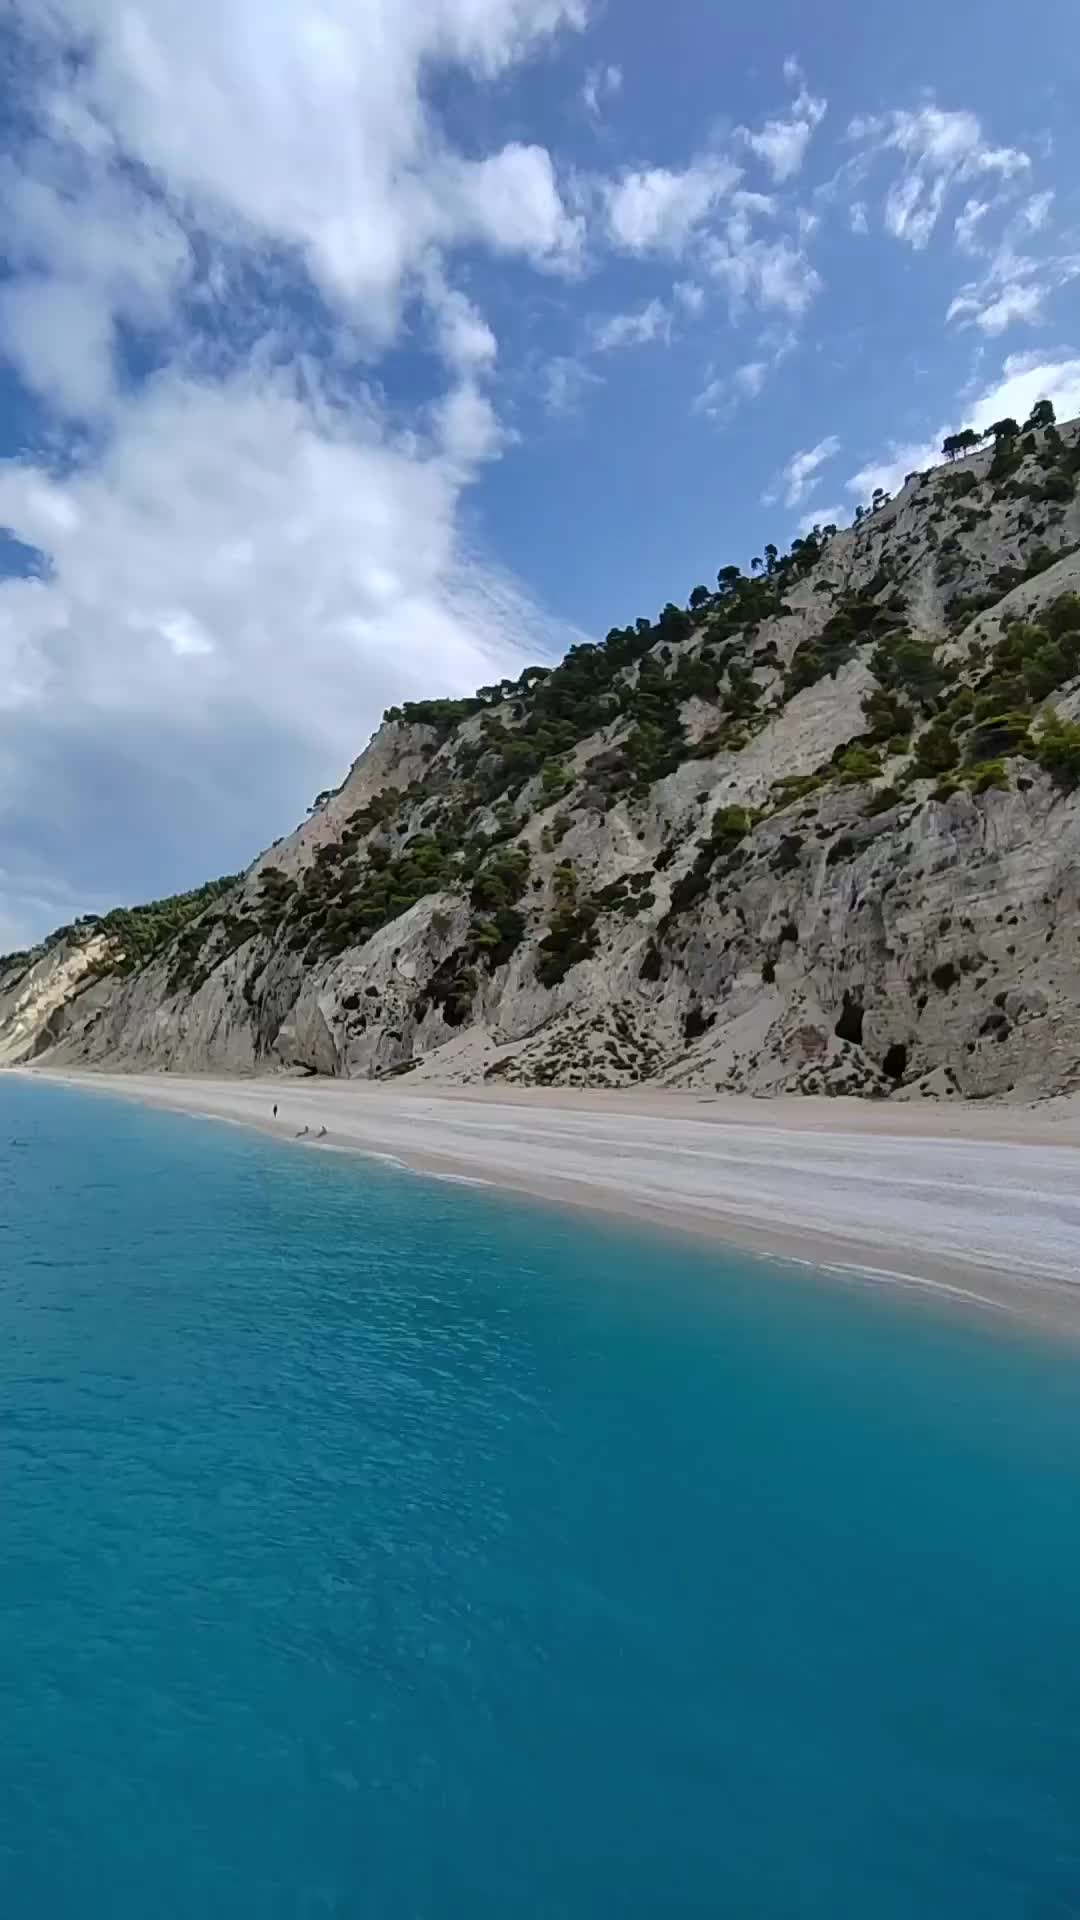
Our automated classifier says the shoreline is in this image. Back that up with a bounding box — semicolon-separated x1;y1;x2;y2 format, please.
14;1068;1080;1335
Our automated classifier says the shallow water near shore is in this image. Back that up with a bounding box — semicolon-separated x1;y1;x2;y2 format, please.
3;1075;1080;1918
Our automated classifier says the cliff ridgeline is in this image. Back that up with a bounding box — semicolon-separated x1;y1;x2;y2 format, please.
6;403;1080;1102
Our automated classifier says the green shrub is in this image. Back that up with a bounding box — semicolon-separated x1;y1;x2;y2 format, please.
965;712;1031;762
382;697;483;735
421;952;478;1027
102;874;240;979
536;901;599;987
870;633;945;707
705;806;758;856
784;586;904;695
861;686;913;743
865;785;901;816
1034;709;1080;788
769;772;824;809
540;759;574;802
837;744;882;785
967;760;1010;795
912;717;960;777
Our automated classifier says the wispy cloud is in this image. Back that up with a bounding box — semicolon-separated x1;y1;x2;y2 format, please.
3;0;586;389
704;228;821;317
765;433;841;508
849;104;1030;250
947;280;1045;336
582;63;622;119
1022;190;1055;233
744;68;827;184
674;280;706;314
797;502;844;535
0;0;591;940
0;359;590;920
946;195;1079;337
541;355;603;417
604;157;741;255
424;266;498;375
846;351;1080;500
590;298;672;351
693;359;769;424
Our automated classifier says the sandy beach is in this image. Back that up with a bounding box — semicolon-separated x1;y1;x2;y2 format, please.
18;1068;1080;1332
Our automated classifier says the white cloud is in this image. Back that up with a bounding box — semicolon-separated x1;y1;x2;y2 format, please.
846;351;1080;501
590;298;671;351
582;62;622;118
732;189;779;219
767;433;840;508
8;0;585;358
797;502;844;535
1023;190;1055;233
745;87;826;184
954;197;991;253
445;143;584;272
605;157;740;255
969;351;1080;432
704;230;821;317
850;105;1030;250
947;281;1045;336
0;277;116;420
946;196;1079;339
541;354;603;416
673;280;705;314
849;200;868;235
435;380;505;466
0;151;192;413
424;267;498;373
0;363;585;937
0;0;594;940
846;438;938;503
692;359;768;423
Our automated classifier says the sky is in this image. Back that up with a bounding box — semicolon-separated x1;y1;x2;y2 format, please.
1;0;1080;948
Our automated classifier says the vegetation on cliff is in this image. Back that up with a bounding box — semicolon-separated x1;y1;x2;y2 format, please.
1;876;239;981
6;399;1080;1099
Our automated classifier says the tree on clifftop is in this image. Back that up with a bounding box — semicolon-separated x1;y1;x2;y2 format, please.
1024;399;1056;432
942;427;980;460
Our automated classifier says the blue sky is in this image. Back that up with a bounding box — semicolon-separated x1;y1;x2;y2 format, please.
2;0;1080;946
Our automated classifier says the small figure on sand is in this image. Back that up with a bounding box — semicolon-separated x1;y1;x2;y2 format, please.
295;1124;309;1138
316;1125;328;1139
273;1103;278;1119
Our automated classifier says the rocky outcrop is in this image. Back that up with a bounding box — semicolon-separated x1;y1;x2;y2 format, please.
8;413;1080;1102
0;933;116;1066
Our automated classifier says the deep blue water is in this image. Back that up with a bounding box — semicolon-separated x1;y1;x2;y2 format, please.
2;1080;1080;1918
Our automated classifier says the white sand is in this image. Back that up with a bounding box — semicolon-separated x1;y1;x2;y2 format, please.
22;1071;1080;1332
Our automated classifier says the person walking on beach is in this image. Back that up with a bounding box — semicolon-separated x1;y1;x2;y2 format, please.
273;1103;278;1119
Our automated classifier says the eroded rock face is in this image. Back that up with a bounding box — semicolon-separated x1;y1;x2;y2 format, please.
10;418;1080;1102
0;934;117;1067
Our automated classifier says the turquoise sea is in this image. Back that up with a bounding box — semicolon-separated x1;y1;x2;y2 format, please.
2;1077;1080;1918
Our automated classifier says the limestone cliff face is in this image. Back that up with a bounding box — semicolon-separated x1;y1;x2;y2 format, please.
0;933;116;1066
10;416;1080;1102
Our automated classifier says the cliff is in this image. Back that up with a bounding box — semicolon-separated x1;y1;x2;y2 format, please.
7;407;1080;1103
